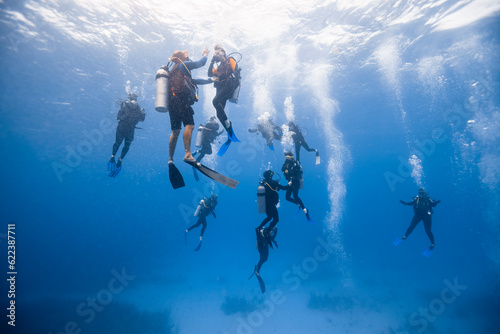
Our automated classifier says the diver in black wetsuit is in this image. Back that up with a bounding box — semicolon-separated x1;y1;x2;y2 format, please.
192;116;224;162
249;226;278;294
107;92;146;177
398;188;440;250
257;170;288;231
207;44;241;144
282;152;311;221
287;121;318;162
248;117;282;150
185;194;218;251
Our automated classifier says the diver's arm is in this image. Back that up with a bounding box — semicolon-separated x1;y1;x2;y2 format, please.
193;78;213;85
400;199;414;205
207;59;216;77
185;56;208;71
431;199;441;207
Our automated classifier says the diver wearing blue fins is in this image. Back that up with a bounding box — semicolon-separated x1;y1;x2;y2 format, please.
156;47;239;190
207;44;242;156
282;151;312;222
394;188;441;257
107;92;146;178
185;194;218;252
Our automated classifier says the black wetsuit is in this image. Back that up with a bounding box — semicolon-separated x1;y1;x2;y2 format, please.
112;100;145;159
208;57;239;126
282;157;305;210
187;198;217;237
257;179;287;230
194;120;223;162
255;227;278;274
401;196;440;244
288;122;316;162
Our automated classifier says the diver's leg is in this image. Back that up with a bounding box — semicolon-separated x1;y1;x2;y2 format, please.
112;126;125;156
295;143;301;162
423;215;435;246
258;211;273;229
285;185;297;205
256;247;269;273
169;130;181;163
187;218;202;232
183;124;194;160
199;216;207;237
267;205;279;230
302;140;316;152
292;179;305;209
403;215;421;238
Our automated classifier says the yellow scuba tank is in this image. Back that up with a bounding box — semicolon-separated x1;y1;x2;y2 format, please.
257;184;266;214
155;66;169;113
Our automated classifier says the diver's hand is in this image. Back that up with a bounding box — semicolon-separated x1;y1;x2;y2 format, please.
203;46;209;57
288;181;292;187
434;200;441;205
400;200;406;205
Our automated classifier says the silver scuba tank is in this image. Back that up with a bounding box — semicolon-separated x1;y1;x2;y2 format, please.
257;185;266;214
194;200;204;217
195;126;205;147
299;165;304;189
229;82;240;104
155;67;169;112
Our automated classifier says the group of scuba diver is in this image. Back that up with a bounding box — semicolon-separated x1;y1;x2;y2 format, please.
104;45;441;294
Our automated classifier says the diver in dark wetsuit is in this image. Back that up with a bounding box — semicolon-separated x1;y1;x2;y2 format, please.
287;121;318;162
207;44;241;143
282;151;311;221
185;194;218;251
107;92;146;177
257;170;287;231
398;188;440;250
248;117;282;150
249;226;278;294
192;116;224;162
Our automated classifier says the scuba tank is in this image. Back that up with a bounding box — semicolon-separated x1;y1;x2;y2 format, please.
195;126;206;147
229;82;240;104
194;199;204;217
257;184;266;214
155;66;169;113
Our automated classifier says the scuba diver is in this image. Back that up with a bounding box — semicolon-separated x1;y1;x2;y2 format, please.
287;121;319;163
249;226;278;294
207;44;242;156
192;116;224;162
248;114;283;151
185;194;218;252
257;170;288;231
394;188;441;256
166;47;214;188
107;92;146;178
282;151;312;222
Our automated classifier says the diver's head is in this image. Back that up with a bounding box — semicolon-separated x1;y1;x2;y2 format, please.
128;92;138;101
263;170;274;180
210;194;218;204
213;44;226;62
284;151;294;159
418;188;427;196
170;50;189;63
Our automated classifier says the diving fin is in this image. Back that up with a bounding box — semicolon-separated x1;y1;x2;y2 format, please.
217;139;232;156
393;237;405;246
107;157;116;172
184;230;188;245
108;159;122;178
256;272;266;294
269;143;275;151
168;162;185;189
315;151;320;165
248;266;257;280
184;158;239;189
226;122;240;142
422;246;434;257
194;240;202;252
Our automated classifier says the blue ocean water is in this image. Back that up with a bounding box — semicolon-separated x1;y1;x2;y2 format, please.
1;1;499;333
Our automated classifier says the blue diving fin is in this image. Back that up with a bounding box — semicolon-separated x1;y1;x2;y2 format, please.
393;237;404;246
422;246;434;257
217;139;232;156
